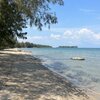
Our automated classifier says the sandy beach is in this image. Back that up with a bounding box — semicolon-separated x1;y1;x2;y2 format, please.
0;49;99;100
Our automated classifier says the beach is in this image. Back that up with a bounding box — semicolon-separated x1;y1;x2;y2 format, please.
0;49;99;100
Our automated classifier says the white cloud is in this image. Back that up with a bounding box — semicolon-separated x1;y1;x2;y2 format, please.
64;30;72;36
63;30;79;39
93;34;100;40
62;28;100;47
78;28;93;34
50;34;61;40
63;28;100;40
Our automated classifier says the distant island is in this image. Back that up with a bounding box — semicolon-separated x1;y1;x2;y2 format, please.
58;46;78;48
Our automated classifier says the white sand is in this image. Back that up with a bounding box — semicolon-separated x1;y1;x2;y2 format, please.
0;48;99;100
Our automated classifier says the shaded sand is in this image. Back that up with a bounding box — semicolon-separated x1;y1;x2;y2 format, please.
0;49;99;100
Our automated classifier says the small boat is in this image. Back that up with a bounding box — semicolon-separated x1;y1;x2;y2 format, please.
71;57;85;60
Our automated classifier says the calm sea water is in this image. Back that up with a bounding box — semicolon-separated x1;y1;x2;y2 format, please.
21;48;100;93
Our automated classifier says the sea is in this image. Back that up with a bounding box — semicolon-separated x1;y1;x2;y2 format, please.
21;48;100;93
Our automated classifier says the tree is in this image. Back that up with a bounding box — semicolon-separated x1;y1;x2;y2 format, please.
0;0;27;48
0;0;64;48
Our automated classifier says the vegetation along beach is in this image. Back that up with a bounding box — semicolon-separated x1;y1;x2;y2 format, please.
0;0;100;100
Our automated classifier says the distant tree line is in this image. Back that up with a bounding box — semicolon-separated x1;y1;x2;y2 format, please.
15;42;52;48
58;46;78;48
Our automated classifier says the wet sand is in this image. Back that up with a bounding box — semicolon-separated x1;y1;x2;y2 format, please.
0;49;98;100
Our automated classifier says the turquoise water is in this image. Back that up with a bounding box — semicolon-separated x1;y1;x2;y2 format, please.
21;48;100;93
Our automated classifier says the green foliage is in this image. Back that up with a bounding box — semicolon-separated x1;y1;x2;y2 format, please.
0;0;63;48
0;0;27;48
15;42;52;48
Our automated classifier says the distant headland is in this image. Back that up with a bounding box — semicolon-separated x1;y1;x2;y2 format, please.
15;42;52;48
15;42;78;48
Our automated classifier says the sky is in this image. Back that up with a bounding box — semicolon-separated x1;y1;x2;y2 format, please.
20;0;100;48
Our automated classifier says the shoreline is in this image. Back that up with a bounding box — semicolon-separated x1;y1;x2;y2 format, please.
0;48;99;100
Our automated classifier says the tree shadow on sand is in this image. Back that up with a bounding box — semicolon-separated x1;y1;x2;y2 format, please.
0;53;89;100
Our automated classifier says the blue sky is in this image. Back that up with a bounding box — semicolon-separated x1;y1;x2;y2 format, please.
20;0;100;48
